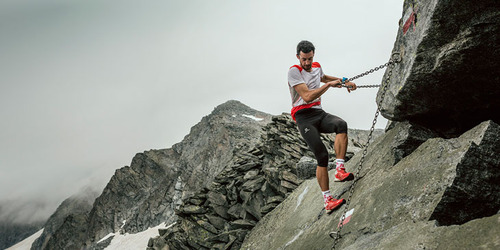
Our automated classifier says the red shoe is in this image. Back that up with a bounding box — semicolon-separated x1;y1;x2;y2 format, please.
334;168;354;182
325;196;345;214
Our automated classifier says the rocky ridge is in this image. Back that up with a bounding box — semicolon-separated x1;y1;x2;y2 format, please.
148;114;383;249
29;100;273;249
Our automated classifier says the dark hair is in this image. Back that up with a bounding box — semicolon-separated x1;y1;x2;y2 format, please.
296;40;315;55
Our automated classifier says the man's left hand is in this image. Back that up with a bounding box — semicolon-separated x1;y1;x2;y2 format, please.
346;82;357;93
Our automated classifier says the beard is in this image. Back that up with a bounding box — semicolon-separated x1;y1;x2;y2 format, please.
301;63;312;71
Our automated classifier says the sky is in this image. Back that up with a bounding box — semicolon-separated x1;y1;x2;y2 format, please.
0;0;403;223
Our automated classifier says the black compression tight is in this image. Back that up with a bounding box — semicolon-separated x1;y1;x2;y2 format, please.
295;108;347;167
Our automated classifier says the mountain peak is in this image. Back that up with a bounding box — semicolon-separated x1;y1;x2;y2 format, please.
207;100;272;123
212;100;255;114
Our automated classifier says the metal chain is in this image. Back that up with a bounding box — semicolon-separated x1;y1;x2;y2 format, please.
340;61;391;89
348;84;381;88
330;52;400;250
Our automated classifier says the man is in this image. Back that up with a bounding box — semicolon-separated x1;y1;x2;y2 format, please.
288;40;357;214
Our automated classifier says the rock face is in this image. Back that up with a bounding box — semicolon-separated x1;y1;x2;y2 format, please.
149;114;383;249
377;0;500;137
85;149;181;246
343;213;500;250
241;120;500;249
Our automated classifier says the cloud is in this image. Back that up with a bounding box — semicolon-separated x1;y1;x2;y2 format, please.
0;0;403;222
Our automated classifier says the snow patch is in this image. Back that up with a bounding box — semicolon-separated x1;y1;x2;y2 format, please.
242;114;263;121
6;228;43;250
97;233;115;244
295;186;309;211
103;222;175;250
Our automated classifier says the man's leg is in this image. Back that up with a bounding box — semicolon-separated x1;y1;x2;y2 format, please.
316;166;329;191
297;123;330;190
334;132;347;160
333;132;353;181
297;121;345;213
319;114;353;182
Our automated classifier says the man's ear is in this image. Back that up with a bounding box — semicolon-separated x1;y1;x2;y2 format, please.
296;54;300;60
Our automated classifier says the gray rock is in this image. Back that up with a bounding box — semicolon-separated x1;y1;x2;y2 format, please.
266;196;284;205
388;121;438;165
281;171;301;186
280;180;298;190
260;204;279;215
429;120;500;225
243;170;260;180
176;205;205;215
230;220;256;230
242;192;264;220
378;0;500;137
196;220;218;234
344;214;500;250
241;176;265;192
211;205;230;220
208;192;228;207
241;120;500;250
227;204;245;220
205;215;227;230
295;156;335;180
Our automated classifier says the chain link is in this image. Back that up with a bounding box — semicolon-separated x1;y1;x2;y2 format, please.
330;53;400;249
340;60;393;89
343;84;381;89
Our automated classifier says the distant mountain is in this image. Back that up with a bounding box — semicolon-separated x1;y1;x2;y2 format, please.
0;220;44;249
0;200;49;249
28;100;274;249
31;187;99;250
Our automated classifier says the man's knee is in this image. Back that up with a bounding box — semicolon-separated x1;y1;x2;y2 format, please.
337;119;348;134
316;150;329;167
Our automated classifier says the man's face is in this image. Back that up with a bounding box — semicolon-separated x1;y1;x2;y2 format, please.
297;51;314;72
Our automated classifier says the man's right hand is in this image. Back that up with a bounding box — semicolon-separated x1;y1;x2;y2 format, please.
328;79;342;88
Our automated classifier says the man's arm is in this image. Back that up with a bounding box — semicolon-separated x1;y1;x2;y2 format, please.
293;80;342;103
321;74;341;83
322;74;357;92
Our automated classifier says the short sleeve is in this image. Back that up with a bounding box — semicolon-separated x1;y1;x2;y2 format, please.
288;67;304;87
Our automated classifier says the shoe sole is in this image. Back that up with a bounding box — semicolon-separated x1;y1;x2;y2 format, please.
333;173;354;182
325;199;346;214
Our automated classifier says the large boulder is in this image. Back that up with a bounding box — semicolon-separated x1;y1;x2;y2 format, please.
241;120;500;249
378;0;500;137
344;214;500;250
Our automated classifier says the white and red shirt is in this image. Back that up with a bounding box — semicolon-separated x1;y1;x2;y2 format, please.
287;62;324;120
